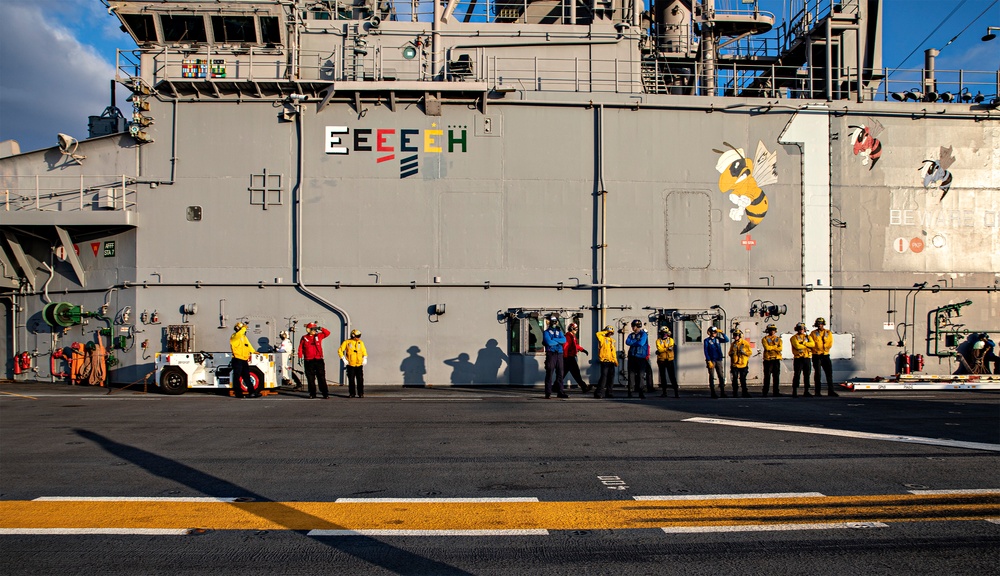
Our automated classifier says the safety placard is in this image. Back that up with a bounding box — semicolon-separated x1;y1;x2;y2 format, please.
103;241;116;257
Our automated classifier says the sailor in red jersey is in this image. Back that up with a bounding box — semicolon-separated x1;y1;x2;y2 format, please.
298;322;331;399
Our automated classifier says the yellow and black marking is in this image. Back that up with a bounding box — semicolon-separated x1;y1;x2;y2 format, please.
2;493;997;532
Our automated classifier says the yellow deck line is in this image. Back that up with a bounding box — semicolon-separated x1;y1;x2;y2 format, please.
0;391;38;400
1;493;997;531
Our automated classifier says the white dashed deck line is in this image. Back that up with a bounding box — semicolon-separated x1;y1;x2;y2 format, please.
906;489;1000;495
308;529;549;536
334;497;540;503
634;492;825;501
0;528;189;535
684;417;1000;452
660;522;889;534
32;496;240;502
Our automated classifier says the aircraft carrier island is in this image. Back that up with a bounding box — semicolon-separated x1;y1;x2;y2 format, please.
0;0;998;391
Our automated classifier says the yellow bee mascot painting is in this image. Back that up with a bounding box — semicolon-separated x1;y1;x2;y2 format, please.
713;141;777;234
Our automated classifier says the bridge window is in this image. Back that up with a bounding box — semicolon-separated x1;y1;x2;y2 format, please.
161;15;207;43
120;14;157;43
212;16;257;44
260;16;281;45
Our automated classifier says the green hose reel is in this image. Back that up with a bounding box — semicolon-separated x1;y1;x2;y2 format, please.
42;302;84;328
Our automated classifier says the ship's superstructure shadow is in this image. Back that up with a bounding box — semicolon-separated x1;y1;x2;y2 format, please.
73;429;474;575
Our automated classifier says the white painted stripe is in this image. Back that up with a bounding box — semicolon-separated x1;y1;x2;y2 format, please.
33;497;240;502
400;398;483;402
634;492;825;501
907;489;1000;495
307;529;549;536
77;397;163;401
660;522;888;534
684;417;1000;453
986;519;1000;525
0;528;189;535
334;497;539;503
0;394;149;398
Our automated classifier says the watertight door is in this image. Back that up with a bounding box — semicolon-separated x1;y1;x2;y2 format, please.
671;314;725;388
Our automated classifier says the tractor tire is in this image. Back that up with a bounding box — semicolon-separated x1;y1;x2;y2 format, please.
159;367;188;395
245;367;266;396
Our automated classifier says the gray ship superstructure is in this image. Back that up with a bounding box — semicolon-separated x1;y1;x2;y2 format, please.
1;0;998;389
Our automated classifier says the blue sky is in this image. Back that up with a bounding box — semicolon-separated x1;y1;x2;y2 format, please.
1;0;997;153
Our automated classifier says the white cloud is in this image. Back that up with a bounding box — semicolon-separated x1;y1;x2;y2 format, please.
0;1;122;153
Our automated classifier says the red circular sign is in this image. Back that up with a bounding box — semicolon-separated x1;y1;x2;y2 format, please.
909;237;925;253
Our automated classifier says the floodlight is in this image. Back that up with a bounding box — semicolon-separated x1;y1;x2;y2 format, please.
57;133;78;154
57;133;85;163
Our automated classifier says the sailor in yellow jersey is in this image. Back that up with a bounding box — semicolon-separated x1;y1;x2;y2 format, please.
809;317;838;396
727;329;752;397
790;322;815;397
229;322;258;398
339;329;368;398
655;327;679;398
594;325;618;398
761;324;783;397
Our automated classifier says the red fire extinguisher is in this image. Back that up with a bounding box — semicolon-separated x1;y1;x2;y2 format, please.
910;353;924;373
51;348;70;379
895;352;911;375
13;352;31;375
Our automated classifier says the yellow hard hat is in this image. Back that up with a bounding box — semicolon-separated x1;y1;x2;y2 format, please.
350;329;362;338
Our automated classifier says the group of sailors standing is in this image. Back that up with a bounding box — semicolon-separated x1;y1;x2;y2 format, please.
230;321;368;399
540;314;839;399
707;317;838;399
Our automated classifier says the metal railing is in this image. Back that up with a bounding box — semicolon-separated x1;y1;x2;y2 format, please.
2;175;138;214
306;0;618;24
116;40;1000;104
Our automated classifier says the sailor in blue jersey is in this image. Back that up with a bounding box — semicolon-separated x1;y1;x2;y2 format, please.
703;326;730;398
624;319;649;399
542;314;568;399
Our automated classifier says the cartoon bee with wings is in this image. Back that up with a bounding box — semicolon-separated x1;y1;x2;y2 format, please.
848;120;884;170
919;146;955;201
713;141;777;234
